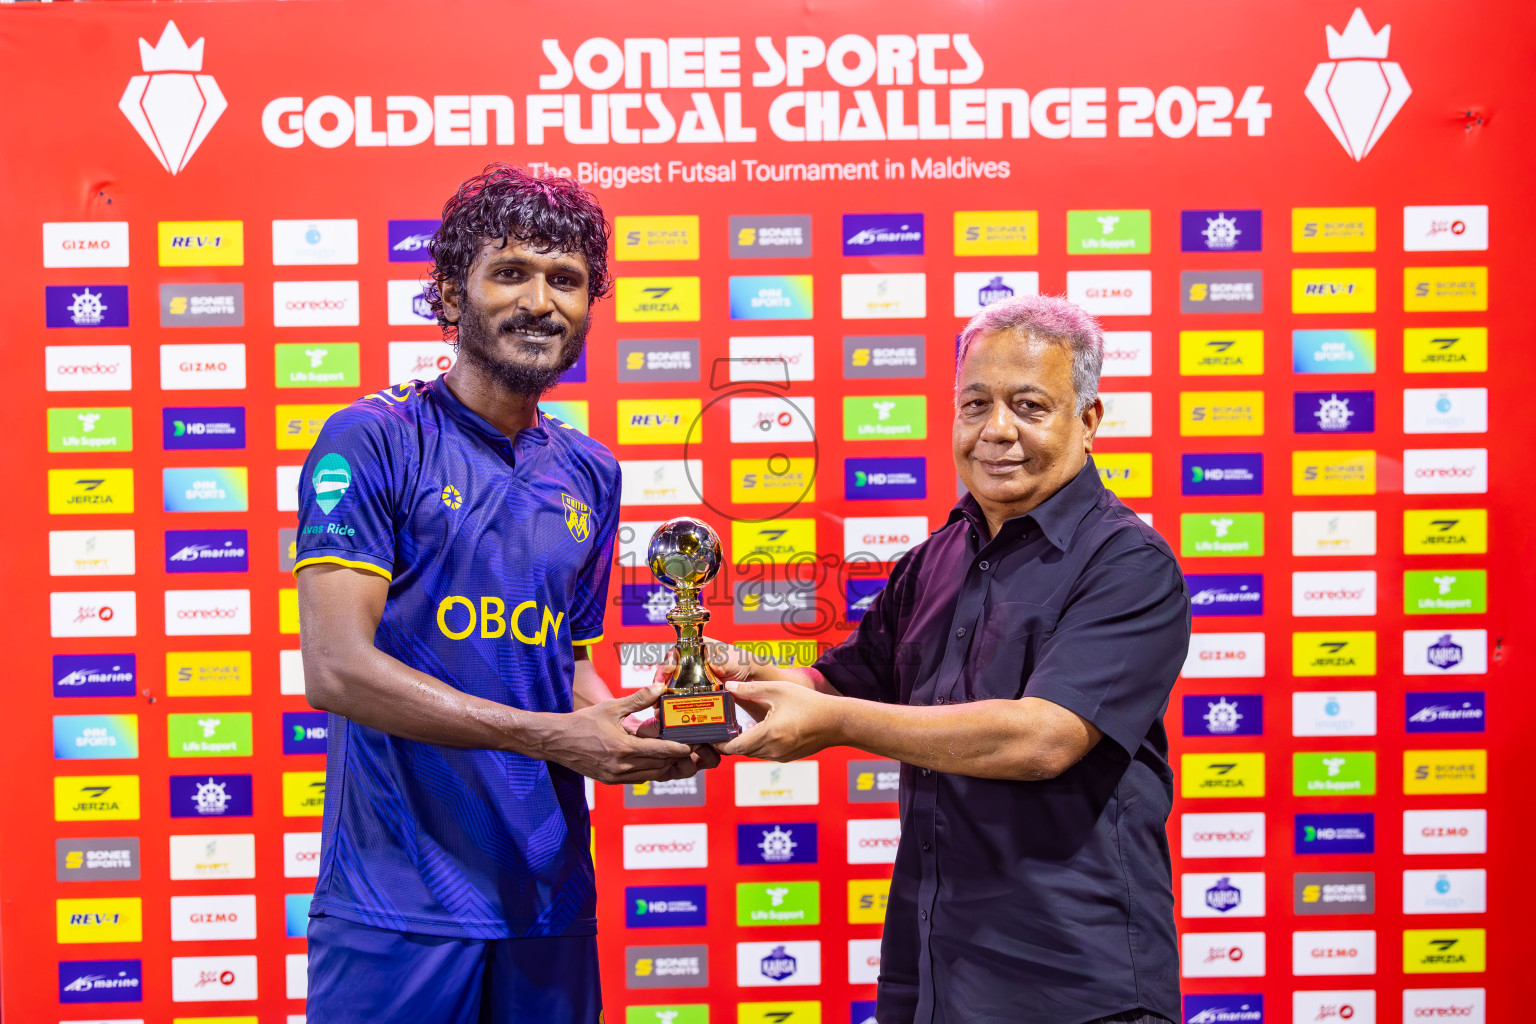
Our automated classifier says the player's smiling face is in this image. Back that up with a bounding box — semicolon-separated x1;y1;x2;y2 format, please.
443;238;592;395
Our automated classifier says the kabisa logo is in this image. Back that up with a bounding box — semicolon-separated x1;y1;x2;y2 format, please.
119;21;226;174
1305;8;1411;161
759;945;798;982
1203;876;1244;914
312;452;351;514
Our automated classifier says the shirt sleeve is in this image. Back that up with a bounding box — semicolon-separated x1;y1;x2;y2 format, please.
811;552;919;704
566;461;620;646
293;402;403;582
1023;539;1191;757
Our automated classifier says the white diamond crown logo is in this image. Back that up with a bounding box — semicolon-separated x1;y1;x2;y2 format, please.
119;21;227;174
1305;8;1411;161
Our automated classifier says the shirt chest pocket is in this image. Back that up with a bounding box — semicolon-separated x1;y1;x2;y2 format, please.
963;600;1059;701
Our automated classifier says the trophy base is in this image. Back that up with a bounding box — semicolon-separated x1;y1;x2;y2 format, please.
657;689;741;744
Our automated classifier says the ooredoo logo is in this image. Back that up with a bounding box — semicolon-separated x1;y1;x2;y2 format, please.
163;589;251;637
1181;812;1265;858
1305;9;1410;161
623;823;708;870
272;281;361;327
120;22;226;174
46;346;133;392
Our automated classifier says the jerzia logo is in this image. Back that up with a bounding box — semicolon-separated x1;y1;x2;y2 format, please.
1305;9;1411;161
120;22;226;174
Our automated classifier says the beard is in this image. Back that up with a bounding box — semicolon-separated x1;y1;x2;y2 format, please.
454;301;588;397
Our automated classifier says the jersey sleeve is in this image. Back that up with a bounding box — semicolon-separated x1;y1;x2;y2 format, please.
293;402;404;581
567;460;620;646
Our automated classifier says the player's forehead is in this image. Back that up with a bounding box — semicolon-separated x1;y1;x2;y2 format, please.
471;236;589;278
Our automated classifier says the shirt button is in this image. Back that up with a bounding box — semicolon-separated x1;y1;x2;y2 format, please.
921;768;932;776
978;560;989;571
920;910;929;921
921;842;932;852
956;627;966;638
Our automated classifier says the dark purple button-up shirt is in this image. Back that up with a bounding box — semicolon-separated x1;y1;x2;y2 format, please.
816;460;1190;1024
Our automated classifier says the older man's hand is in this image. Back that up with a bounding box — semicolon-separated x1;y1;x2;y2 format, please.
714;680;841;762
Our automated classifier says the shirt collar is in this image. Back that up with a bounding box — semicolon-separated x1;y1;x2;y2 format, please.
946;457;1105;551
426;373;550;446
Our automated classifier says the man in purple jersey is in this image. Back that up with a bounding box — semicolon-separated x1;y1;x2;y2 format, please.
296;164;715;1022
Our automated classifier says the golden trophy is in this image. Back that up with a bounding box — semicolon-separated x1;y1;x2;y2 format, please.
648;517;741;743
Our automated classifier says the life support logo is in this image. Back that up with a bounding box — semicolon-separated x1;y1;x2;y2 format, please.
436;596;566;646
563;493;591;543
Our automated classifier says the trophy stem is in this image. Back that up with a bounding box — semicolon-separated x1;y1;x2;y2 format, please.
666;586;718;694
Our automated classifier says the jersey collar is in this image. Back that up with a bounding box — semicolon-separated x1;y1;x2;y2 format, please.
428;373;551;447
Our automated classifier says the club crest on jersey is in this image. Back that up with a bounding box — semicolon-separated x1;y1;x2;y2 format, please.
563;493;591;543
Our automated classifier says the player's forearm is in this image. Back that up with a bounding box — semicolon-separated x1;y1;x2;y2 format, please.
830;697;1075;780
747;661;839;694
571;650;614;709
304;642;565;757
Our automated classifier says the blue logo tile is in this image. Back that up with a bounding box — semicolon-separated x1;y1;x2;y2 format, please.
53;654;136;698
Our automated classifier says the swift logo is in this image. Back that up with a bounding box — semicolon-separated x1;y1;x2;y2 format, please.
119;22;226;174
1305;8;1411;160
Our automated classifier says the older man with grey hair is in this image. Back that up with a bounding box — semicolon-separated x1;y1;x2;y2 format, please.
704;294;1192;1024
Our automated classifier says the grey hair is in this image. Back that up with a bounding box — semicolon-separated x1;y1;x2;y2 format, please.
954;294;1104;414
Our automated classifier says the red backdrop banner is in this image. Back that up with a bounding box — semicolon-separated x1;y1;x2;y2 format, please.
1;2;1531;1022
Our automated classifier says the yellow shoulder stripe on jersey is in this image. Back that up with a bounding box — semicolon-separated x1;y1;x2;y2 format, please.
573;633;604;646
294;555;393;581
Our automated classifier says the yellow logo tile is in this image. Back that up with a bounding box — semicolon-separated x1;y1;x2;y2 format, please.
1403;509;1487;555
1180;753;1265;798
1292;451;1376;496
1403;929;1486;973
48;468;134;515
731;519;816;565
1404;266;1488;312
158;220;245;266
279;588;300;635
57;897;142;943
732;457;817;504
1404;749;1487;795
848;878;890;924
616;399;701;445
1292;268;1376;313
739;1003;822;1024
1095;453;1152;499
1179;331;1264;375
1180;391;1264;436
283;770;327;816
1293;631;1377;676
615;277;701;322
276;404;345;451
1403;327;1488;373
954;211;1039;256
54;774;140;821
166;651;252;697
1291;207;1376;252
615;216;700;261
